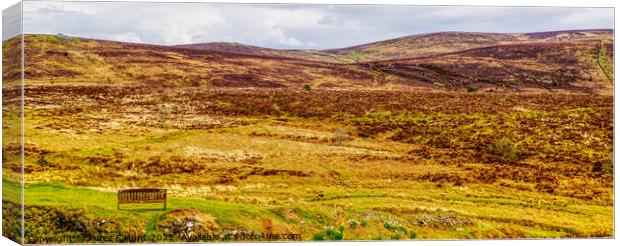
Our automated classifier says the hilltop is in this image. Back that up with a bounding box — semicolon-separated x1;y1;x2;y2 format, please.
2;29;614;94
324;29;612;62
176;29;613;62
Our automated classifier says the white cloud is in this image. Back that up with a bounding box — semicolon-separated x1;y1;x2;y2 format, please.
2;2;21;40
267;26;305;46
18;1;614;49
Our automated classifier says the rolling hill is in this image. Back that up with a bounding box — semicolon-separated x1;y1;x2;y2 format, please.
2;29;614;94
176;29;613;62
324;32;521;62
173;42;343;62
362;40;613;93
324;29;613;62
8;35;378;88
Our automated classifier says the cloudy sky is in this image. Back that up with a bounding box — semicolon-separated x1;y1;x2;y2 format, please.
5;1;615;49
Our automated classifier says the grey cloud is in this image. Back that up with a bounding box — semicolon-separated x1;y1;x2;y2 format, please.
15;1;614;49
2;2;22;40
317;14;346;26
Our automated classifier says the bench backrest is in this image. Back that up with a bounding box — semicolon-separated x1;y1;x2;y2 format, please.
118;188;167;204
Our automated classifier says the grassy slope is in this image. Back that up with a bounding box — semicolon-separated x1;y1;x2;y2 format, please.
364;41;614;95
2;29;614;242
5;163;614;241
2;32;613;94
325;32;521;62
173;42;346;63
5;86;613;242
177;30;613;63
10;35;379;89
324;30;613;62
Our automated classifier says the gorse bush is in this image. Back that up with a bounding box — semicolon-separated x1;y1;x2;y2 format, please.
383;220;409;240
347;219;360;228
488;138;520;161
314;225;345;240
383;220;407;233
312;233;325;241
325;225;345;240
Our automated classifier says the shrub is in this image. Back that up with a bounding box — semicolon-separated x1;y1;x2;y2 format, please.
313;225;345;240
409;231;417;239
347;219;360;228
467;85;478;92
313;233;325;241
488;138;520;161
37;156;51;166
324;225;345;240
384;220;407;233
591;161;613;174
303;84;312;91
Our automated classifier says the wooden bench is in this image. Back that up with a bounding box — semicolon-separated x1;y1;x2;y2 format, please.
117;188;167;209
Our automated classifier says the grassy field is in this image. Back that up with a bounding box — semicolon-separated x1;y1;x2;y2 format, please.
1;30;614;243
2;85;614;243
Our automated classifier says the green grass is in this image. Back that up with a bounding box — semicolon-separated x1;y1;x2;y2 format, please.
6;172;613;243
5;87;613;242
